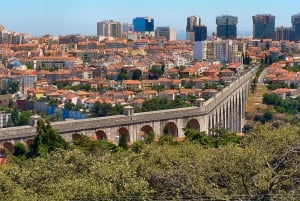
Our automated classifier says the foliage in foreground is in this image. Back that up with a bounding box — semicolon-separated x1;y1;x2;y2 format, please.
27;120;68;158
263;93;300;114
0;124;299;200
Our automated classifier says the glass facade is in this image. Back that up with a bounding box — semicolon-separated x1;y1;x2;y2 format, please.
186;16;201;41
194;25;207;41
186;16;201;32
133;17;154;32
216;15;238;39
292;14;300;42
252;14;275;40
275;26;293;41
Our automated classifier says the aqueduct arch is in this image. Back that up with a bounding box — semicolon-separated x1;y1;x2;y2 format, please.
186;119;200;131
3;142;14;153
118;127;130;143
95;130;108;140
163;122;178;137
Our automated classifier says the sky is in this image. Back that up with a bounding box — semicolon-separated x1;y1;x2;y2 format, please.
1;0;300;36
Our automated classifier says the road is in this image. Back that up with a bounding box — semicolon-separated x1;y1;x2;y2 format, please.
254;66;269;108
258;67;269;84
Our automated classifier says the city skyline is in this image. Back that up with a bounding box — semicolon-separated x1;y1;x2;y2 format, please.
1;0;300;36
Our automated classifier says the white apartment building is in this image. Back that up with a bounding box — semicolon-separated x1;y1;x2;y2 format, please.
97;20;123;38
0;112;11;128
193;39;245;63
193;41;207;60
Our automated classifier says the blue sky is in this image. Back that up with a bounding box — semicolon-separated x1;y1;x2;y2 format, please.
1;0;299;36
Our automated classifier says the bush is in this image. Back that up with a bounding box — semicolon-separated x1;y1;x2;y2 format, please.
131;141;145;153
263;110;274;122
158;134;177;145
243;124;253;133
144;132;155;144
13;143;27;157
73;135;118;154
119;133;128;150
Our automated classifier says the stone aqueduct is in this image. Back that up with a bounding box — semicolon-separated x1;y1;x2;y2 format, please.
0;70;253;152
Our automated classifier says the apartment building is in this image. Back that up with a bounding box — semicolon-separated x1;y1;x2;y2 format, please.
97;20;123;38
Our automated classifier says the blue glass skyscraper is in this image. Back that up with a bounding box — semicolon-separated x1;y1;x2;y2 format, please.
133;17;154;32
216;15;238;39
252;14;275;40
194;25;207;41
292;13;300;42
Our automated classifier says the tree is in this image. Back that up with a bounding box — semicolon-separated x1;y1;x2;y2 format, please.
267;83;289;90
290;82;298;89
144;132;155;144
0;89;7;95
64;102;75;110
242;124;253;133
11;108;19;126
131;141;145;153
28;119;68;158
140;97;191;113
184;128;207;142
91;102;123;117
0;124;299;200
158;134;177;145
18;111;32;126
118;68;131;80
13;143;27;157
184;128;241;147
55;109;63;121
132;69;142;80
119;133;128;150
7;81;19;94
263;93;282;106
263;110;274;122
73;135;118;155
187;94;197;104
149;67;163;80
243;52;252;65
161;63;165;74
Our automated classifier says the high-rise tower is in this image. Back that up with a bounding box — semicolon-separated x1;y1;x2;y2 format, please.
133;17;154;32
186;16;201;41
97;20;122;38
155;27;176;41
194;25;207;41
275;26;293;41
216;15;238;39
252;14;275;39
292;13;300;42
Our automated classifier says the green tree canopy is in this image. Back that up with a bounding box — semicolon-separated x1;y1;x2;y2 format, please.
117;67;131;80
132;69;142;80
11;108;19;126
0;124;299;200
140;97;191;112
91;102;123;117
28;119;67;158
